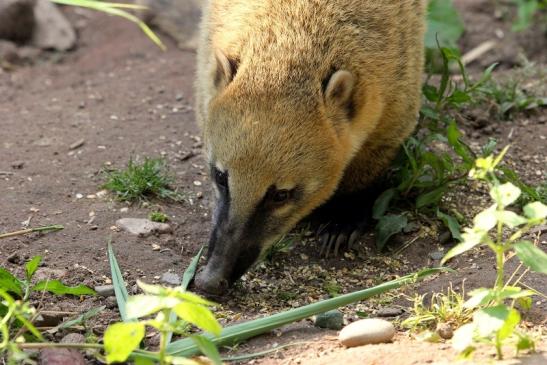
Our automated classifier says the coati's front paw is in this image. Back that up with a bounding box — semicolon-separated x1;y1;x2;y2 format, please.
317;221;366;258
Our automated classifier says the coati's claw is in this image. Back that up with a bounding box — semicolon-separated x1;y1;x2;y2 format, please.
319;223;363;258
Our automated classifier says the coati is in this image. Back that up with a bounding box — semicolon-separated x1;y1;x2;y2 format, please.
194;0;426;295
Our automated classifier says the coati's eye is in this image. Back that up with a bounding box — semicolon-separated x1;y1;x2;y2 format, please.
214;168;228;189
266;186;294;205
273;190;290;202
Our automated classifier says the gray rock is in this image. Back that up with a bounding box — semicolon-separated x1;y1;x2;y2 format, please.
429;250;444;261
31;0;76;51
161;272;180;286
116;218;172;237
314;310;344;330
375;307;404;317
339;318;395;347
39;348;86;365
0;0;35;42
94;284;115;297
136;0;203;49
60;333;85;344
105;296;118;309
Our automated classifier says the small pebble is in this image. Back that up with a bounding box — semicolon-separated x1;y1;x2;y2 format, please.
314;310;344;330
94;285;115;297
429;251;444;261
161;272;181;286
338;318;395;347
436;323;454;339
11;160;25;169
375;307;404;317
61;333;86;344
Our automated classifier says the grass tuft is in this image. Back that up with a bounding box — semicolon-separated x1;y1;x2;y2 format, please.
401;285;473;334
103;157;182;202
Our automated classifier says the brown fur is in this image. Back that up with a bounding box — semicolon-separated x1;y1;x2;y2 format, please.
194;0;426;293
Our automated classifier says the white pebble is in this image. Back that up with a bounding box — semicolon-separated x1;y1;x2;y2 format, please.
338;318;395;347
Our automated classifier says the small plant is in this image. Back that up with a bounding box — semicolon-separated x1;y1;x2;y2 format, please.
104;281;222;365
372;47;497;249
1;256;95;363
103;157;182;202
475;79;547;120
149;211;169;223
441;147;547;360
0;256;95;301
510;0;547;32
402;285;474;340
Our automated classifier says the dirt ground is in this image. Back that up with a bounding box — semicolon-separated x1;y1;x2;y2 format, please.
0;2;546;364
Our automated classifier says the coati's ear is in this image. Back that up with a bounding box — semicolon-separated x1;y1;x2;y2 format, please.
214;49;238;89
323;70;355;116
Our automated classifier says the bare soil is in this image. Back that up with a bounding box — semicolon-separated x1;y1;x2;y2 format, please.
1;2;546;364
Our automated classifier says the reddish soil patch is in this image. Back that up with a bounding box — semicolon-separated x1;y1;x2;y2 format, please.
1;3;545;364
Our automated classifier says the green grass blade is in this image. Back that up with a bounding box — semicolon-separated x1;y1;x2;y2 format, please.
166;246;205;344
52;0;147;10
50;0;165;50
108;241;130;321
166;268;448;357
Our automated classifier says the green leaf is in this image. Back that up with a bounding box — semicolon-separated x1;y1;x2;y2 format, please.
441;227;485;265
464;287;535;308
425;0;464;50
490;183;521;208
25;256;42;281
473;204;497;231
514;241;547;274
496;210;527;228
137;281;216;306
497;308;520;341
189;336;222;365
33;280;95;296
523;201;547;220
437;210;462;241
481;138;497;157
372;189;397;219
517;296;532;311
473;305;510;338
463;288;492;309
416;186;447;209
126;295;181;319
516;333;536;353
169;357;203;365
108;242;130;321
167;246;206;344
422;84;439;102
134;356;155;365
104;322;145;363
375;214;408;250
447;121;475;165
512;0;539;32
0;268;23;297
173;302;222;336
452;323;475;352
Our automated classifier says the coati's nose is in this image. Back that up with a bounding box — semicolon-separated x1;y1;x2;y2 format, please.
194;268;229;295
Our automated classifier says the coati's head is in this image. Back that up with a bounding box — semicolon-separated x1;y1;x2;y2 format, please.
194;50;382;295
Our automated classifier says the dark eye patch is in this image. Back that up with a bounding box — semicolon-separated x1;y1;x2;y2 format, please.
213;166;228;190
